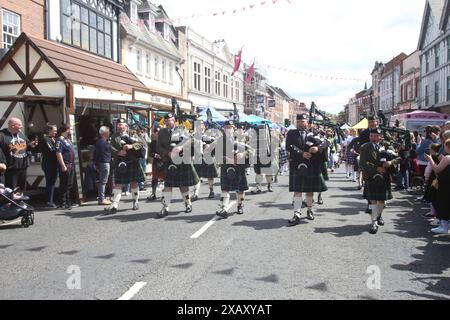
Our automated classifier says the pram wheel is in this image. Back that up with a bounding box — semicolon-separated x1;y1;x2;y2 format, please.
21;216;30;228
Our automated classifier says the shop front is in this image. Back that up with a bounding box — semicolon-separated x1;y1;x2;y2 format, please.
0;33;152;203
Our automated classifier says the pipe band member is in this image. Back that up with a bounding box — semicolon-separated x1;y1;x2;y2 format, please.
359;128;399;234
192;120;218;201
104;118;145;215
146;128;165;201
286;114;328;226
252;122;277;194
216;120;249;219
157;113;199;218
56;124;75;209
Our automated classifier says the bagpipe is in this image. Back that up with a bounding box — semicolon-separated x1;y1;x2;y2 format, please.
309;102;345;142
231;103;271;162
377;111;412;150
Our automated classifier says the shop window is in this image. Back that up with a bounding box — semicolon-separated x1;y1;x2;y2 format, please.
60;0;114;59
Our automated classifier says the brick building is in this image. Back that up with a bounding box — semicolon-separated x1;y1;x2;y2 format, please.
0;0;45;55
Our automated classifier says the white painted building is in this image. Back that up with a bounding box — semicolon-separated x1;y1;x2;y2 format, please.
348;96;358;126
418;0;450;114
177;26;245;114
120;0;191;111
379;53;407;120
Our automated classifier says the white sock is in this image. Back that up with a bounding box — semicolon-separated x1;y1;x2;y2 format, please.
237;193;244;206
306;195;313;208
293;196;302;212
194;182;201;196
221;192;230;209
182;191;191;205
131;188;139;203
162;191;172;209
111;188;122;209
377;203;384;217
370;205;379;223
352;171;357;181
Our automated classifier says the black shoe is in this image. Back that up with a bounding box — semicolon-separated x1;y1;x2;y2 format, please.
132;201;139;211
236;205;244;215
301;201;307;209
185;204;193;213
208;191;215;199
306;209;315;221
292;201;294;207
288;213;301;226
191;195;199;202
268;184;274;192
369;223;379;234
365;207;372;214
216;209;228;219
317;197;324;205
147;194;157;201
158;207;169;218
377;216;385;226
103;207;117;215
357;185;362;190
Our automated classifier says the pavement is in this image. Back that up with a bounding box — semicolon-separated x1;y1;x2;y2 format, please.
0;167;449;300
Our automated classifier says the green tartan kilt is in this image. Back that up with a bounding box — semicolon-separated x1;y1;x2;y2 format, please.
164;163;199;188
194;162;218;178
289;163;328;193
114;160;145;185
364;178;393;201
220;165;249;192
322;161;329;181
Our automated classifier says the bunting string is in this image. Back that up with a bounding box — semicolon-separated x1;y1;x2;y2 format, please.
153;0;292;24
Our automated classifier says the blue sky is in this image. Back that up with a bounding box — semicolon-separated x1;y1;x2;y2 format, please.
159;0;426;114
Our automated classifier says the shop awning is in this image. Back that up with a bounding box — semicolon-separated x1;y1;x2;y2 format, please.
0;95;63;104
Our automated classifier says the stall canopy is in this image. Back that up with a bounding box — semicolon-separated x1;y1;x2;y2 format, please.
197;106;228;123
287;124;297;130
352;118;368;130
240;114;273;127
340;123;351;129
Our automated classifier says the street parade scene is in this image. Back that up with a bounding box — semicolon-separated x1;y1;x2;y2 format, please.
1;0;450;303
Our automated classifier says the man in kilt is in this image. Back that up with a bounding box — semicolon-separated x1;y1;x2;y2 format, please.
157;113;199;218
192;121;218;201
359;114;390;213
146;128;165;201
104;119;145;215
216;120;250;219
286;114;328;226
359;128;398;234
251;122;278;193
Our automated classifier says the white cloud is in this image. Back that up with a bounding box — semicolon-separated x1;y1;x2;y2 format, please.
159;0;425;114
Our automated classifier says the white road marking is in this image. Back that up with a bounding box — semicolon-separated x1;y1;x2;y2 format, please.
117;282;147;300
190;201;236;239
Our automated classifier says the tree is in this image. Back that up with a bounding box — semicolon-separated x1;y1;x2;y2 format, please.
336;110;347;124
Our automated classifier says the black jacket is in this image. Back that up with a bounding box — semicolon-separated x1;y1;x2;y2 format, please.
286;129;327;169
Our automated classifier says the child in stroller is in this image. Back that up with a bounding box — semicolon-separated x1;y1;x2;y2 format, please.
0;184;34;228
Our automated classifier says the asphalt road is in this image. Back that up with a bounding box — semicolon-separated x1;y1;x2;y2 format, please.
1;167;449;300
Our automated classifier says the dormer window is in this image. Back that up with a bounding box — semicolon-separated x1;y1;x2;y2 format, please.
130;2;138;22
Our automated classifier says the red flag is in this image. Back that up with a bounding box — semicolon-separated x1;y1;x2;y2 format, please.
245;62;255;85
231;48;243;76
